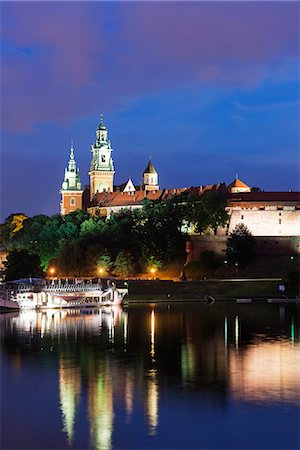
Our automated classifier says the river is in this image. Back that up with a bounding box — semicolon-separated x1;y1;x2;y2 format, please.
1;302;299;449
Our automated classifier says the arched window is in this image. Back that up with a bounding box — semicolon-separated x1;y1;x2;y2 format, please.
70;197;75;206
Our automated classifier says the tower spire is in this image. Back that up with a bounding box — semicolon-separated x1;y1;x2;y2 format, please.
60;144;83;215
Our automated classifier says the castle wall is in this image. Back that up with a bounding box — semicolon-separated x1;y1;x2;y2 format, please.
228;208;300;236
187;235;300;263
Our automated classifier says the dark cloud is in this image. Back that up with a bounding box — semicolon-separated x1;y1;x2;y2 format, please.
1;2;299;132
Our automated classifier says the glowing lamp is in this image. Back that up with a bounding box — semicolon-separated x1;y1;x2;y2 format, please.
98;267;104;275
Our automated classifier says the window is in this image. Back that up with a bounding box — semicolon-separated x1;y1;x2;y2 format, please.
279;219;281;224
279;212;282;216
241;215;244;219
70;197;75;206
101;155;105;163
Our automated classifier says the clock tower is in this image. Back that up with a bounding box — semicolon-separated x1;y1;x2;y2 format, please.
89;115;115;200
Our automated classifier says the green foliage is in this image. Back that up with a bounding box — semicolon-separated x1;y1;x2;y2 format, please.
0;213;28;249
3;250;44;281
114;251;135;278
226;223;256;267
98;254;113;272
2;190;229;277
182;191;229;234
145;256;162;272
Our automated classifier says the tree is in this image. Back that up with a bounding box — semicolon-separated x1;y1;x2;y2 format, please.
0;213;28;249
182;191;229;234
114;251;135;278
3;250;44;281
98;254;113;273
226;223;256;267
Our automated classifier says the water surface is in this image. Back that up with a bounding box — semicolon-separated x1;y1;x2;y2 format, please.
1;303;299;449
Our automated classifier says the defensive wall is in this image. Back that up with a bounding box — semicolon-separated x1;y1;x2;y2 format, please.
186;235;300;263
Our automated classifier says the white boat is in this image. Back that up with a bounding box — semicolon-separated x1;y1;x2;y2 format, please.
4;280;128;310
0;297;20;310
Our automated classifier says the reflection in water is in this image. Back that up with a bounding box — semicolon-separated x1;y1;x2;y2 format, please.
150;309;155;360
59;356;81;444
124;367;133;423
1;303;299;450
235;315;239;349
224;316;228;348
88;362;113;450
181;341;196;384
147;368;158;436
230;340;300;404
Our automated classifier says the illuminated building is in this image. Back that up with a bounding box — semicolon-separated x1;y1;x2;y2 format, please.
59;116;300;255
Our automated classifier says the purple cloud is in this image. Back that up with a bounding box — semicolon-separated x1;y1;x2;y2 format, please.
1;2;299;132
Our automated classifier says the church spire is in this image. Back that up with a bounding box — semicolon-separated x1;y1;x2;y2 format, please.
143;158;159;191
62;144;82;191
60;144;83;215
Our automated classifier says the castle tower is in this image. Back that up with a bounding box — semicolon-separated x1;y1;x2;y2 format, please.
143;159;159;191
89;115;115;200
60;144;83;215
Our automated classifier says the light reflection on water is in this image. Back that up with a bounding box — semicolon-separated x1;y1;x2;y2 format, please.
1;303;299;450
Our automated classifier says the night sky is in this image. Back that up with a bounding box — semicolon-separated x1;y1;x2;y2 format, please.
1;2;299;221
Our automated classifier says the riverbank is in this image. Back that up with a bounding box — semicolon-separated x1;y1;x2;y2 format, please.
125;279;299;303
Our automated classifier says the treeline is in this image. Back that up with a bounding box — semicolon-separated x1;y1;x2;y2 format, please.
1;191;229;279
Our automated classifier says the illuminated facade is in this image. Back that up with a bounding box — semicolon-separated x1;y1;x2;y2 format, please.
59;117;300;254
60;144;83;215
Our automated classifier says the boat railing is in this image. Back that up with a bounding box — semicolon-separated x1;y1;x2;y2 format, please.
45;283;102;293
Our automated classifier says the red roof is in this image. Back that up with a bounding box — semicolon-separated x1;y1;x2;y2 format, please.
90;185;223;208
227;178;250;189
227;191;300;204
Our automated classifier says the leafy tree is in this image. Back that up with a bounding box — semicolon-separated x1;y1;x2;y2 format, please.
3;250;44;281
139;197;186;264
182;191;229;234
226;223;256;267
145;256;162;273
0;213;28;249
114;251;135;278
98;254;113;273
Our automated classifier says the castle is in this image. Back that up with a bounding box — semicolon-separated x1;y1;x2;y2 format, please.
60;116;300;257
60;115;160;216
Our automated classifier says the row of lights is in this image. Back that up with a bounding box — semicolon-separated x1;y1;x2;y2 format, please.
48;266;158;277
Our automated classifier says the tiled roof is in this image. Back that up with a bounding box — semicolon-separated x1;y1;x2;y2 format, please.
227;178;250;189
90;185;223;208
227;191;300;204
143;160;157;174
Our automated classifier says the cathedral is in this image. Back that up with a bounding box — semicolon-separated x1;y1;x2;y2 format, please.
60;115;159;216
60;116;300;257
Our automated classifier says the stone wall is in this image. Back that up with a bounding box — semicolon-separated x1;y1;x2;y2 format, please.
187;235;300;263
228;209;300;236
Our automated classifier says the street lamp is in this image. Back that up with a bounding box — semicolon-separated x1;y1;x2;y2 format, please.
49;267;55;276
98;267;104;275
150;267;157;279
